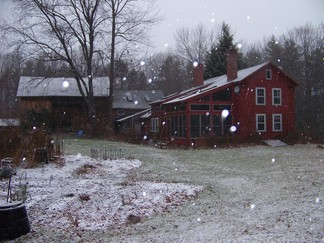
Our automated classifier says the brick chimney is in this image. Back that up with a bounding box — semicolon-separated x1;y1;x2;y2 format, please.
227;48;238;81
193;63;204;87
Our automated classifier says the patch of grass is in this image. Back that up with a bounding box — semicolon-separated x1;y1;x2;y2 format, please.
78;193;91;202
73;163;97;176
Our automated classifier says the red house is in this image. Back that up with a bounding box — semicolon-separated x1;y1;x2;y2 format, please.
150;49;298;146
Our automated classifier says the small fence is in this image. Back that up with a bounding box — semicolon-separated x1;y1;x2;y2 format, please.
90;147;125;160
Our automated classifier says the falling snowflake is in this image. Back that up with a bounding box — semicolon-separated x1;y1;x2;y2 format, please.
62;80;69;88
230;126;237;133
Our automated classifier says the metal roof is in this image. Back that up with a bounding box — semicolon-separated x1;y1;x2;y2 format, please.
17;76;110;97
162;62;269;105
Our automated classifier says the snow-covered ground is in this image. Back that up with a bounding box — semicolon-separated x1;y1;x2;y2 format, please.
0;154;202;241
1;142;323;242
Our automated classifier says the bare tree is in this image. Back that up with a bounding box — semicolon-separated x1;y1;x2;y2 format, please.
287;23;324;135
103;0;161;127
174;23;209;63
7;0;105;125
5;0;161;131
0;49;21;117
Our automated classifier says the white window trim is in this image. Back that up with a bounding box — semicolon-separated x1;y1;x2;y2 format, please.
256;114;266;132
272;114;282;132
266;69;272;80
272;88;282;106
150;117;159;132
256;87;266;105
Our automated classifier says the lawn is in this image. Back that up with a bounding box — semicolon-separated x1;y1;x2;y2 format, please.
12;138;324;242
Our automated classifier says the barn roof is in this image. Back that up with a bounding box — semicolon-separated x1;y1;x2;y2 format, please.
113;90;164;110
17;76;110;97
159;62;296;105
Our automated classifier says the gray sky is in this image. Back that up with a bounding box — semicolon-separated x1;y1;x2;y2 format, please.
1;0;323;52
153;0;324;51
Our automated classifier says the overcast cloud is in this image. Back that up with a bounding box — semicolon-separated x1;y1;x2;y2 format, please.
0;0;323;52
153;0;324;50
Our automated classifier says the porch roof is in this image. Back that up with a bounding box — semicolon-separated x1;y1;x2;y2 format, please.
115;109;150;122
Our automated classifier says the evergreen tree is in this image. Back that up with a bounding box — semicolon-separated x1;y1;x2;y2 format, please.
204;22;234;79
264;35;284;65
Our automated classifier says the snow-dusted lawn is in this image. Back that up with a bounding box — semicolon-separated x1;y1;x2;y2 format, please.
3;139;323;242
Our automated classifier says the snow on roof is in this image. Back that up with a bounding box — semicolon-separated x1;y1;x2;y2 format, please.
116;109;150;122
204;62;269;85
17;76;110;97
113;90;164;110
163;62;269;105
0;118;20;127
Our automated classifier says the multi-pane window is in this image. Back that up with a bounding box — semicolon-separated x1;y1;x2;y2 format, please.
272;88;282;105
170;115;186;138
272;114;282;131
213;114;233;136
190;115;210;138
150;117;159;132
256;88;266;105
256;114;266;132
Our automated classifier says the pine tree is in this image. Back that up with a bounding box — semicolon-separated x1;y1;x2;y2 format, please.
204;22;234;79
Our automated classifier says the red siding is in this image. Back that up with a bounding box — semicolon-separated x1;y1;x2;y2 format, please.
150;63;297;146
234;64;296;140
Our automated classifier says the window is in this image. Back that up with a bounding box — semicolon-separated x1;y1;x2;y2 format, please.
273;114;282;131
213;114;232;136
190;104;210;111
213;104;232;111
256;114;266;132
144;95;151;102
266;69;272;80
150;117;159;132
190;115;210;138
170;115;186;138
212;88;231;101
272;88;282;105
126;92;133;102
256;88;266;105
